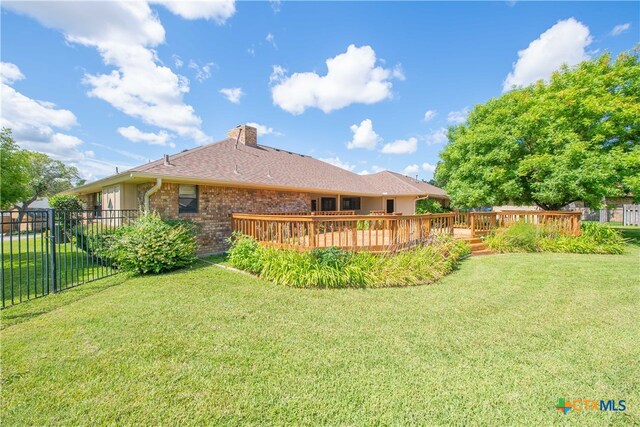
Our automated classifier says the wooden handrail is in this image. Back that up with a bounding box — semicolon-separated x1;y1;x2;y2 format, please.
231;212;456;252
231;210;582;252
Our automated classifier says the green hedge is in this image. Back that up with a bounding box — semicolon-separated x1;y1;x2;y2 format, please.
227;233;470;288
486;221;626;255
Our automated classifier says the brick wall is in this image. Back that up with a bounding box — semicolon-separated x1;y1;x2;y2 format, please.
141;183;311;254
78;194;93;209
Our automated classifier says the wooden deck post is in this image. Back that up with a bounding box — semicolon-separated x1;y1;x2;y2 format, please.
470;213;476;237
309;220;316;248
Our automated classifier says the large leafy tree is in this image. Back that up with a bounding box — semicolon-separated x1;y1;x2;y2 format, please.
1;130;82;220
436;50;640;210
15;151;81;219
0;128;28;209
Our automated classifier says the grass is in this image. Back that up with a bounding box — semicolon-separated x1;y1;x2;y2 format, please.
1;233;639;425
2;235;113;307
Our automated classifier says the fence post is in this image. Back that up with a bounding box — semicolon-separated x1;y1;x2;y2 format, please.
470;213;476;237
47;208;57;293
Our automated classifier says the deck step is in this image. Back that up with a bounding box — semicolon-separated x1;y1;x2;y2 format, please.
471;249;495;256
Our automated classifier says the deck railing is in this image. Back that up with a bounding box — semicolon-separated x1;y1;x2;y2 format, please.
454;210;582;237
492;210;581;236
231;210;582;252
267;210;355;216
231;212;455;252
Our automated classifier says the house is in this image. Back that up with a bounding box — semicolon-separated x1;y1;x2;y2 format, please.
2;198;51;234
65;125;449;253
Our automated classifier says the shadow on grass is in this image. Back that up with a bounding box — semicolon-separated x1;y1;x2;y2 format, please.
201;254;228;264
1;275;130;330
1;259;220;330
614;226;640;246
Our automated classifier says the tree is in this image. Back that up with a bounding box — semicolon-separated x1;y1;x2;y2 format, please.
14;151;81;221
435;49;640;210
0;128;28;209
49;195;84;211
415;198;446;214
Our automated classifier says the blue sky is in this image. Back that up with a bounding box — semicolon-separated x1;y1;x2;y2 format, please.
1;1;638;181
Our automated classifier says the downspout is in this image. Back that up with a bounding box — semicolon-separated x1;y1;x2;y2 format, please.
144;178;162;212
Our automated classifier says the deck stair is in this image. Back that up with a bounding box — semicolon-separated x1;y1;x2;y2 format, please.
458;236;494;256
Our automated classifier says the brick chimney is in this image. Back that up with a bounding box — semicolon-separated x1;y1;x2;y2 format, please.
227;124;257;147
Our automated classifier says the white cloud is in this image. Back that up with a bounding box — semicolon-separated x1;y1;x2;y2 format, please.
4;1;221;144
425;128;448;145
358;170;370;175
423;110;436;122
503;18;592;91
91;142;148;162
319;156;356;172
381;137;417;155
371;165;385;173
75;158;135;181
151;0;236;23
392;64;405;81
219;87;244;104
0;62;25;84
269;65;287;84
401;162;435;178
422;162;436;173
347;119;381;150
246;122;282;137
447;108;469;124
271;45;402;114
172;54;183;68
401;164;420;176
611;23;631;36
0;62;102;179
188;60;215;82
266;33;277;48
270;0;281;13
117;125;175;147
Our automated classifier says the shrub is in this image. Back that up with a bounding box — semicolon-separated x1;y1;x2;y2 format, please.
49;195;84;211
416;198;448;214
105;212;197;274
487;221;626;255
227;233;470;289
74;225;121;265
486;222;539;252
226;233;264;274
51;195;85;240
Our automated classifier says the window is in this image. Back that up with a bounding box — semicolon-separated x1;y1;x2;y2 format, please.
320;197;336;211
179;185;198;213
311;199;318;212
341;197;361;211
94;192;102;217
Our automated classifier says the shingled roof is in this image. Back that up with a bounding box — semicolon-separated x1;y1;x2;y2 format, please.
71;126;449;199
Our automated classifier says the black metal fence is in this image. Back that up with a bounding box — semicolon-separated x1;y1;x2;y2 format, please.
1;209;139;308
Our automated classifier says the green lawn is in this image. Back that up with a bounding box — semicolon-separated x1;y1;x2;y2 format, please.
1;231;639;425
2;236;112;307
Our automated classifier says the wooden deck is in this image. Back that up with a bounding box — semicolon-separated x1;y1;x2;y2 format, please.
231;211;582;253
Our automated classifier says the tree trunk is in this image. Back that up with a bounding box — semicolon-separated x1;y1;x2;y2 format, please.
15;197;37;224
533;200;574;211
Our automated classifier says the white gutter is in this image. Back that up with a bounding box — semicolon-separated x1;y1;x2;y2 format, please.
144;178;162;212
